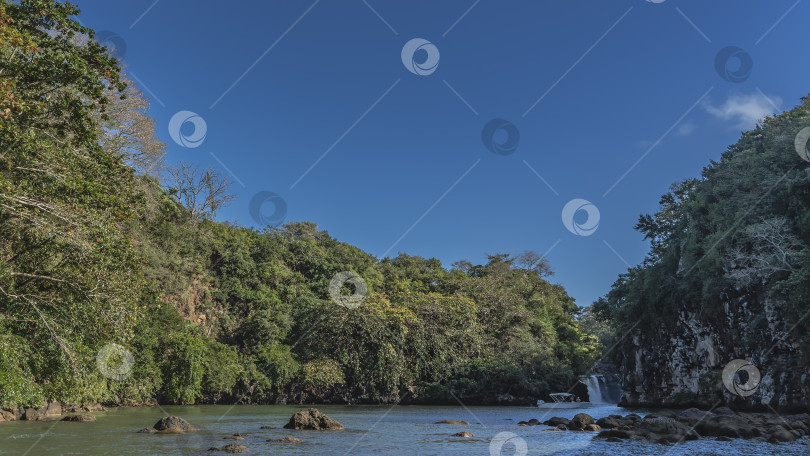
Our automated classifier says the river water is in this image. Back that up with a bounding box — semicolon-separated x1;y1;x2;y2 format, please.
0;404;807;455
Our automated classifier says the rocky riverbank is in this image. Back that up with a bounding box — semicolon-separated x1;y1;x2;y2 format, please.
526;407;810;444
0;400;106;423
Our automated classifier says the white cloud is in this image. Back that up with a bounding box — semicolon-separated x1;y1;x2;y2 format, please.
676;121;696;137
704;92;782;129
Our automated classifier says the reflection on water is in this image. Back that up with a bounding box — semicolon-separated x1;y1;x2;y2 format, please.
0;404;806;455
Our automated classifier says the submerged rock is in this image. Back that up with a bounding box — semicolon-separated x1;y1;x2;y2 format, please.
61;414;96;422
435;419;470;425
452;431;474;437
268;437;303;443
284;408;344;430
208;444;248;453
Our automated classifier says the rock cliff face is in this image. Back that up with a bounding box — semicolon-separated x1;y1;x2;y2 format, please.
618;290;810;412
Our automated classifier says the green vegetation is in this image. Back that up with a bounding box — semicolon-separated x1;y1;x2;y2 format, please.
595;96;810;363
0;0;599;409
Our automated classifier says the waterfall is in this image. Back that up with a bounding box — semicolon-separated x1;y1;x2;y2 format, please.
580;375;604;403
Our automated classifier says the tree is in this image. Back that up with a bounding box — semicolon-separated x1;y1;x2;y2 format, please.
166;161;234;220
95;74;166;174
725;217;805;287
0;0;144;379
515;250;553;278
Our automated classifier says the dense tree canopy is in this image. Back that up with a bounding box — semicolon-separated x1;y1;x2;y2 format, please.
0;0;600;409
595;95;810;364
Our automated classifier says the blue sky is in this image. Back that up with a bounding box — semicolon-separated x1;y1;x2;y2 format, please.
76;0;810;307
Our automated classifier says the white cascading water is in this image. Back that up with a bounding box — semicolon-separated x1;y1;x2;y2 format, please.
581;375;604;403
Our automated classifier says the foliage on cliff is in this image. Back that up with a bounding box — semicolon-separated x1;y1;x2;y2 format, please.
0;0;598;409
596;96;810;364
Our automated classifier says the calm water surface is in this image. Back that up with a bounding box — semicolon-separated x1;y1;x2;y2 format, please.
0;404;807;455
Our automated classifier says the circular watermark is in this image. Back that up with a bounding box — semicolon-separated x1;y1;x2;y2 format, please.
795;127;810;162
481;119;520;156
249;191;287;227
168;111;207;148
722;359;761;397
328;271;368;309
95;30;127;59
96;343;134;381
401;38;440;76
714;46;753;83
489;432;528;456
561;199;600;236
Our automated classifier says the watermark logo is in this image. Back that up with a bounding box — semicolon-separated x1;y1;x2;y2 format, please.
249;191;287;227
561;199;600;236
795;127;810;162
328;271;368;309
96;343;134;381
722;359;761;397
95;30;126;59
168;111;207;148
482;119;520;156
489;432;528;456
401;38;440;76
714;46;753;83
645;0;666;3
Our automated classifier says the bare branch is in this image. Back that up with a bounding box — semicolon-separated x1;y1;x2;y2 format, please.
166;161;235;220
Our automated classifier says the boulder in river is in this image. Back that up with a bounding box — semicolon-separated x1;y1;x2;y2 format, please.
452;431;474;437
543;417;571;427
635;417;700;443
284;408;344;430
595;415;623;429
571;413;594;430
694;415;758;439
151;416;197;434
768;427;797;443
